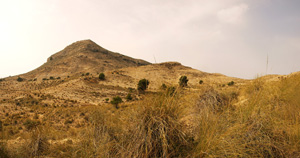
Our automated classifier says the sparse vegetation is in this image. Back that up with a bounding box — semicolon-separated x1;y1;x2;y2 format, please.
137;79;149;92
99;73;105;80
179;76;188;87
1;73;300;157
23;119;40;130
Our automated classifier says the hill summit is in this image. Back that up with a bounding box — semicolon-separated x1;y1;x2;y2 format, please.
24;40;151;79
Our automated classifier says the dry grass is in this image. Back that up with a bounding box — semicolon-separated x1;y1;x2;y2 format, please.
191;74;300;157
1;73;300;157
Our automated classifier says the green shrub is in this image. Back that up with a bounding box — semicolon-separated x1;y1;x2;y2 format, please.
86;73;90;76
49;76;54;80
126;93;133;101
138;79;149;92
228;81;235;86
199;80;203;84
99;73;105;80
179;76;188;87
161;83;167;90
128;87;134;93
111;96;122;108
17;77;24;82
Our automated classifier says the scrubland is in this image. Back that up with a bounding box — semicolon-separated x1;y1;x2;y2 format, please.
0;73;300;158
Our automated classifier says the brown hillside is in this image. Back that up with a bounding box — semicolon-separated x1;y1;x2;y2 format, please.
0;40;243;106
103;61;244;90
0;39;247;113
28;61;243;105
23;39;151;79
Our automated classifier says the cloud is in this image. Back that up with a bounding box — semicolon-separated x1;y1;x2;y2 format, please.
217;3;249;24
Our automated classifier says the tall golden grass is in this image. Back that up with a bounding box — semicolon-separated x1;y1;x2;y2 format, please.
192;74;300;157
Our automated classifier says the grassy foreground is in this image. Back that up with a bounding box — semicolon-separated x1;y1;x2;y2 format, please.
1;74;300;157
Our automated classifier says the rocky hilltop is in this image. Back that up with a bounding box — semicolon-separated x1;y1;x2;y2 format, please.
23;39;151;79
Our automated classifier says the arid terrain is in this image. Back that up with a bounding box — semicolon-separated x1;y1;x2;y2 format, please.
0;40;299;157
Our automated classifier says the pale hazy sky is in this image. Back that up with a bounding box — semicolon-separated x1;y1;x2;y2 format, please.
1;0;299;79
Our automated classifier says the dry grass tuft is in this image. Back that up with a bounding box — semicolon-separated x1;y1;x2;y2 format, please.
117;89;193;157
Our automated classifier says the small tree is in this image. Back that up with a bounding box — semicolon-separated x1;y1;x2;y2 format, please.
111;96;122;109
138;79;149;92
99;73;105;80
199;80;203;84
179;76;188;87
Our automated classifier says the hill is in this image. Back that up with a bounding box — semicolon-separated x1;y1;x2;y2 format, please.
0;40;242;105
22;39;150;79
